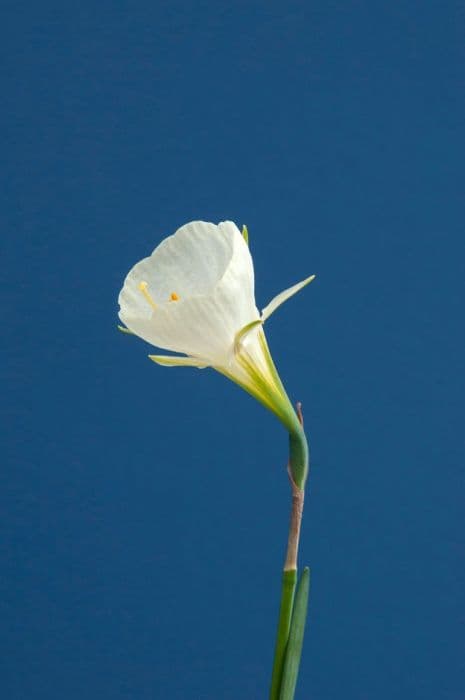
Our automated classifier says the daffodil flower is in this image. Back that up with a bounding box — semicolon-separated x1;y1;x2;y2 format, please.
118;220;314;486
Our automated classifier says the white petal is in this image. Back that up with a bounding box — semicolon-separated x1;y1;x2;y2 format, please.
148;354;208;368
261;275;316;322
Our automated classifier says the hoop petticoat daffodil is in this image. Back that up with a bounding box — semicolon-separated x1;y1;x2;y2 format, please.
118;220;315;487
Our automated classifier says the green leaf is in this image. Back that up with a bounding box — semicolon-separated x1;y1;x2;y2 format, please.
242;224;249;245
279;567;311;700
117;324;134;335
269;570;297;700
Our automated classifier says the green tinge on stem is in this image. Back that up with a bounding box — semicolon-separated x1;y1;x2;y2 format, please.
278;567;311;700
288;425;309;490
269;570;297;700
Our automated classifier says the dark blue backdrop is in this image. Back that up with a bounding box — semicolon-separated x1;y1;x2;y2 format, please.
2;2;464;698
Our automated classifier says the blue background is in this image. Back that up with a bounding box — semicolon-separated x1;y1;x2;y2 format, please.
2;2;464;698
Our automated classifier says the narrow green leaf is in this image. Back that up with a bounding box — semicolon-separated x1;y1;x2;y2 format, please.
279;567;311;700
242;224;249;245
117;324;134;335
269;569;297;700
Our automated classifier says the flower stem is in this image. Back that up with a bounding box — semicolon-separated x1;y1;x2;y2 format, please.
285;401;306;573
269;570;297;700
269;404;309;700
279;568;311;700
284;471;305;572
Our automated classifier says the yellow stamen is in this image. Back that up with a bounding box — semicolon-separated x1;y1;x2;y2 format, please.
138;281;157;309
170;292;180;301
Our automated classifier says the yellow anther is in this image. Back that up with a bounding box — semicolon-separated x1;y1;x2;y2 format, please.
138;280;157;310
170;292;180;301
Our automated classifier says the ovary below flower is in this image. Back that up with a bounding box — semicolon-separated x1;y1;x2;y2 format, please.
118;220;314;438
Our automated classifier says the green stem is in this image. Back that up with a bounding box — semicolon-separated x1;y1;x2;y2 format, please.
270;405;309;699
279;568;311;700
288;423;309;490
269;570;297;700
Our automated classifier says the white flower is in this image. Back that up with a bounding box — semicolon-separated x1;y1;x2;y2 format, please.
118;220;314;433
